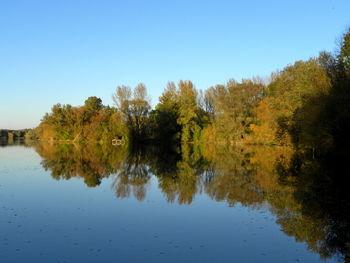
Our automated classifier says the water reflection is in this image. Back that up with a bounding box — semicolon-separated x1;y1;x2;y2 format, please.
273;149;350;262
1;138;29;147
34;142;126;187
29;141;350;262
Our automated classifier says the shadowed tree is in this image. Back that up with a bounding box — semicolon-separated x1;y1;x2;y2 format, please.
150;82;181;142
112;83;151;141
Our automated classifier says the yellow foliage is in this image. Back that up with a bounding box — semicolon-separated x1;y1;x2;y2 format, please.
245;98;291;145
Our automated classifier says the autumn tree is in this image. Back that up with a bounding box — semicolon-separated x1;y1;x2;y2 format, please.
112;83;151;141
203;79;264;143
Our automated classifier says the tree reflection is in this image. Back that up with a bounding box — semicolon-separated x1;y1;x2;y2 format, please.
273;149;350;261
204;145;263;207
111;147;151;201
34;142;126;187
34;141;349;261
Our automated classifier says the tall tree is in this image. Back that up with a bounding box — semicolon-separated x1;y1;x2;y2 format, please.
177;80;201;144
151;82;181;141
112;83;151;140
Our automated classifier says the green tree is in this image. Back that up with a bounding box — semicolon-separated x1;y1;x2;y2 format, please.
205;79;264;143
177;80;202;144
268;59;331;146
151;82;181;142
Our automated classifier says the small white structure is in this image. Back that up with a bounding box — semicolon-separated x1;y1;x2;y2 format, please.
112;138;125;146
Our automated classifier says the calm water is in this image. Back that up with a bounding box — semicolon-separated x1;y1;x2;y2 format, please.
0;142;346;262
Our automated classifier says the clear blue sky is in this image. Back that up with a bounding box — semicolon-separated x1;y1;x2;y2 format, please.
0;0;349;129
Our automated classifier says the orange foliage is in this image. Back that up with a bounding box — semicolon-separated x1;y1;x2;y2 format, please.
247;145;293;192
245;98;291;145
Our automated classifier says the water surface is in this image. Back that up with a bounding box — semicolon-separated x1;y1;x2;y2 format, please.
0;142;346;262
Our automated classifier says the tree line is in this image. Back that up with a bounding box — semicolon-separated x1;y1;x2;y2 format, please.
31;27;349;155
0;129;30;140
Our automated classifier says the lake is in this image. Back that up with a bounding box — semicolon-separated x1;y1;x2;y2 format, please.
0;141;347;262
